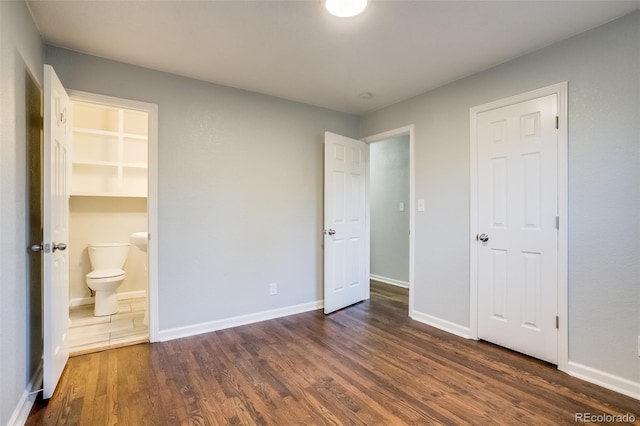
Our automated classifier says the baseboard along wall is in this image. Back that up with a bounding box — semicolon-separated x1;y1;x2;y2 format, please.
370;274;409;288
158;300;323;342
7;362;42;426
69;290;147;308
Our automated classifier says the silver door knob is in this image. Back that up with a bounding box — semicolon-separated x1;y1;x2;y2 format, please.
477;234;489;242
325;229;336;236
30;244;43;252
52;242;67;252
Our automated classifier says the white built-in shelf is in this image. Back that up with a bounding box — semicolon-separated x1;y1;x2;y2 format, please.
73;160;118;167
123;163;148;169
74;127;147;140
70;101;148;197
70;192;148;198
72;160;148;169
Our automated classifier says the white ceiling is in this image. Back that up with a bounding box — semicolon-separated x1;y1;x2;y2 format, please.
27;0;640;115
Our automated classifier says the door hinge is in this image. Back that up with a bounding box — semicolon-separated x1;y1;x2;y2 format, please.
555;215;560;230
555;316;559;329
555;116;559;129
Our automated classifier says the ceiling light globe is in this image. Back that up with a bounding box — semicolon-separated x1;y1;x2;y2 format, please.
325;0;368;18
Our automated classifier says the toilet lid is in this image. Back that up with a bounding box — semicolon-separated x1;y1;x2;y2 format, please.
87;268;125;279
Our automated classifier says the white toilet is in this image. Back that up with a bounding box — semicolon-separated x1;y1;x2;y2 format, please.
86;242;130;316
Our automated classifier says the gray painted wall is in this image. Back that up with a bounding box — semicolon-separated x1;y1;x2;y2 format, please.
370;136;410;284
0;1;43;423
45;46;359;331
360;12;640;383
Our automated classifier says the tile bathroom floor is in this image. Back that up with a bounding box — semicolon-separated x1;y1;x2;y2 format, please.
68;296;149;356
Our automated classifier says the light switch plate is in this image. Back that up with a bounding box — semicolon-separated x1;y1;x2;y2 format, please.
399;202;405;212
417;199;425;212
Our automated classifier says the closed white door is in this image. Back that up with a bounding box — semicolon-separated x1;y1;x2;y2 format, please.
43;65;70;399
324;132;368;314
476;94;558;364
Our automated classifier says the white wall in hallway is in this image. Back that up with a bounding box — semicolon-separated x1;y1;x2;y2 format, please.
370;135;410;285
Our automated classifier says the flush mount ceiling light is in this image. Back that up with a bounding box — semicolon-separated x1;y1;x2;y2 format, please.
325;0;368;18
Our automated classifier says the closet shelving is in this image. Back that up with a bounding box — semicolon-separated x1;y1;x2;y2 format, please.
71;102;148;197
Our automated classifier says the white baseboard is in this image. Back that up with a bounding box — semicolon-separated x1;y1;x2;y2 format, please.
69;290;147;308
567;361;640;400
370;274;409;288
7;361;42;426
158;300;324;342
406;311;638;400
410;309;473;339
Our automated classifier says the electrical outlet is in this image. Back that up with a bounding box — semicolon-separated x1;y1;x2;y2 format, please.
269;282;277;295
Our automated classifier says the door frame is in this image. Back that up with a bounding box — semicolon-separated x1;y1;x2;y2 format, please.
67;89;159;342
469;82;568;371
362;125;415;317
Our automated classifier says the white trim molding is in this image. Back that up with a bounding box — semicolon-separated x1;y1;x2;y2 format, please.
469;82;569;370
158;300;323;342
7;362;42;426
567;362;640;400
370;274;409;288
411;310;473;340
69;290;147;308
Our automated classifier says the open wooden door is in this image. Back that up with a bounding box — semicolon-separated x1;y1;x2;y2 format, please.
323;132;368;314
42;64;70;399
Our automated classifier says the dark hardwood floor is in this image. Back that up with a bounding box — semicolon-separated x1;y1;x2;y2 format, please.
28;281;639;425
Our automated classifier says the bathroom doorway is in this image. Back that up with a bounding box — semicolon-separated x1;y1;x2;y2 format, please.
65;91;158;354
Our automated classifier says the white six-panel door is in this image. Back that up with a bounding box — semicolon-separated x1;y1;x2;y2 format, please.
476;94;559;364
324;132;369;314
43;65;71;399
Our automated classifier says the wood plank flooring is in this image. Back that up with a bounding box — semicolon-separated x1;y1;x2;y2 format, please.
28;281;639;425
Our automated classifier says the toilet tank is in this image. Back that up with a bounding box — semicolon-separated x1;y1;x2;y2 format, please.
88;243;130;270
